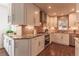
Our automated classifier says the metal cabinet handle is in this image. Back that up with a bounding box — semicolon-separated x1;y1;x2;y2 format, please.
9;40;11;45
8;16;10;23
12;14;15;23
39;41;40;46
15;43;17;48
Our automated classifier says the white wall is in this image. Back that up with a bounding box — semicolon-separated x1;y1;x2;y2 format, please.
0;4;8;48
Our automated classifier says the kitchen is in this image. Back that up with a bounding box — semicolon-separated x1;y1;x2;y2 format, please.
0;3;79;56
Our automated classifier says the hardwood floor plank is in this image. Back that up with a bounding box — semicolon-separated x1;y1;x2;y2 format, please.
38;42;75;56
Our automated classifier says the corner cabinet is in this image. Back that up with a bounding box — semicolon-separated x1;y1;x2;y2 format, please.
8;3;40;26
3;35;44;56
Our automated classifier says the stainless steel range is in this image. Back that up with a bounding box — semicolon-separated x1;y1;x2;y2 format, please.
44;29;50;47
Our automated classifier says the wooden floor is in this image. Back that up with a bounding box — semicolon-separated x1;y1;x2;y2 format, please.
0;42;75;56
38;42;75;56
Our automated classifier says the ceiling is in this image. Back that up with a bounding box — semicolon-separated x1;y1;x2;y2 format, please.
35;3;76;16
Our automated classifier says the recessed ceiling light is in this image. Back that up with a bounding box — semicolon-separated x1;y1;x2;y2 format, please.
71;8;75;11
48;6;52;9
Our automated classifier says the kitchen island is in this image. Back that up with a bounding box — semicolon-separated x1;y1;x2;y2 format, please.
3;34;45;56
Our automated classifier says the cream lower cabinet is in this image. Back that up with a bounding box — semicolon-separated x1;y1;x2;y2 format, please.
31;35;44;56
31;38;39;56
3;35;44;56
38;36;45;54
50;33;69;45
3;35;14;56
3;35;9;53
75;38;79;56
3;35;30;56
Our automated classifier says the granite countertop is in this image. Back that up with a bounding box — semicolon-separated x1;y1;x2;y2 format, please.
4;33;45;40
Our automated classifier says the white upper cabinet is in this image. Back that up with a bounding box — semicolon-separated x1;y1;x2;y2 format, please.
25;4;40;26
25;4;35;26
51;16;57;28
34;5;40;26
8;3;26;25
69;13;77;27
8;3;40;26
76;4;79;22
47;16;57;28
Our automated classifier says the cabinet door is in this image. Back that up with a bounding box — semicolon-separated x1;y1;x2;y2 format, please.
12;3;25;25
25;4;34;26
31;38;39;56
62;34;69;45
14;39;30;56
75;40;79;56
8;4;12;24
50;33;55;43
76;12;79;22
8;3;25;25
69;13;76;27
57;34;61;43
8;38;14;56
50;17;57;28
34;6;40;26
3;35;9;53
53;17;57;27
50;33;59;43
3;36;7;50
38;36;44;53
3;35;14;56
